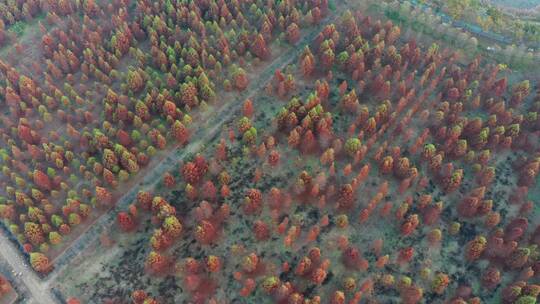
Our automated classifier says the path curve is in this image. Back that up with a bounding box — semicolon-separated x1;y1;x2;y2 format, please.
0;233;56;304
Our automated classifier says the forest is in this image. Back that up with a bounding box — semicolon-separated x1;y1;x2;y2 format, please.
0;0;538;304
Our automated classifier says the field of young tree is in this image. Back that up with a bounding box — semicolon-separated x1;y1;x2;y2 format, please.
0;0;539;304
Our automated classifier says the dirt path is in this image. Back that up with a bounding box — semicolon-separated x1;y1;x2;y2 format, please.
0;233;56;304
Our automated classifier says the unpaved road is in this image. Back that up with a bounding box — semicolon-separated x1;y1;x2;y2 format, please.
0;233;56;304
